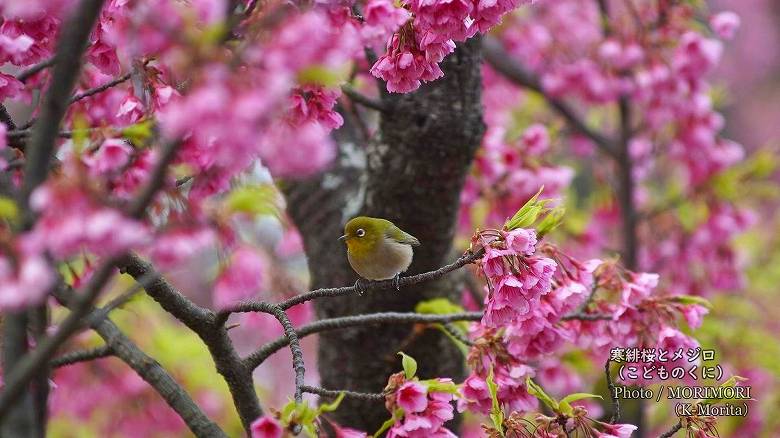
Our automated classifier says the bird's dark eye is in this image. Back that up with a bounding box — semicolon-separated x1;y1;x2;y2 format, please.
356;229;365;237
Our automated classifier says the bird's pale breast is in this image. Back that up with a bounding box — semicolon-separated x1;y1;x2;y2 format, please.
348;238;414;280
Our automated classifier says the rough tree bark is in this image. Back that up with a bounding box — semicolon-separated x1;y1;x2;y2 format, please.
285;38;485;431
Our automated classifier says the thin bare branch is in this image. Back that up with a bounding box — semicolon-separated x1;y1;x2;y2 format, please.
244;311;482;370
16;57;58;82
302;385;385;402
52;345;113;368
560;312;613;321
70;72;132;103
341;85;388;112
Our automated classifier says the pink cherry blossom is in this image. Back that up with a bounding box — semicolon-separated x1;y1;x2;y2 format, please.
386;377;456;438
0;247;55;311
520;123;550;156
410;0;474;43
213;246;268;309
0;72;24;101
599;423;638;438
371;32;446;93
471;0;530;33
710;11;740;40
396;381;428;413
458;374;492;413
0;122;6;151
288;85;344;130
28;182;150;258
250;415;283;438
147;227;217;270
361;0;410;47
84;139;133;176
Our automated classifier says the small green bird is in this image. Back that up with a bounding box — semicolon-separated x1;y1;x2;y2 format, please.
339;216;420;291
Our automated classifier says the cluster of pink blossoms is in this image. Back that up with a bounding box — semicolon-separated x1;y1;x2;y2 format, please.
475;0;749;301
383;372;456;437
475;227;556;328
368;0;531;92
457;219;709;422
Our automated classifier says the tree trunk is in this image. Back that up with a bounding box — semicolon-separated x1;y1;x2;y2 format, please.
285;37;485;431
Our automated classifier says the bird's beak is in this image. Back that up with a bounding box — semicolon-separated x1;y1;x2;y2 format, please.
338;235;347;242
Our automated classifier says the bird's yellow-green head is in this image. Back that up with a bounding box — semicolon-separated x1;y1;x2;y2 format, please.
339;216;389;257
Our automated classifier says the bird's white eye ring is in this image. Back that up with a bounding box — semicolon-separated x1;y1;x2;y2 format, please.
356;229;365;237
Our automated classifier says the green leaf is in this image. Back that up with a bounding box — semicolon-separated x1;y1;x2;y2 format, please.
486;367;504;436
398;352;417;379
558;393;602;415
0;196;19;221
415;298;465;315
536;206;565;238
504;187;544;230
525;377;559;412
316;392;345;415
297;64;350;87
373;409;403;438
280;399;297;422
225;184;280;218
676;201;709;232
669;295;713;309
415;298;469;333
423;379;459;395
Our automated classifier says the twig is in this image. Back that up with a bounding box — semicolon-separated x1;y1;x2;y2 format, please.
658;422;682;438
51;345;113;368
70;72;132;103
341;85;388;113
6;128;99;140
16;57;58;82
482;37;618;160
0;104;17;130
302;385;385;402
244;312;482;370
605;359;620;423
442;322;475;346
85;269;160;327
560;312;612;321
